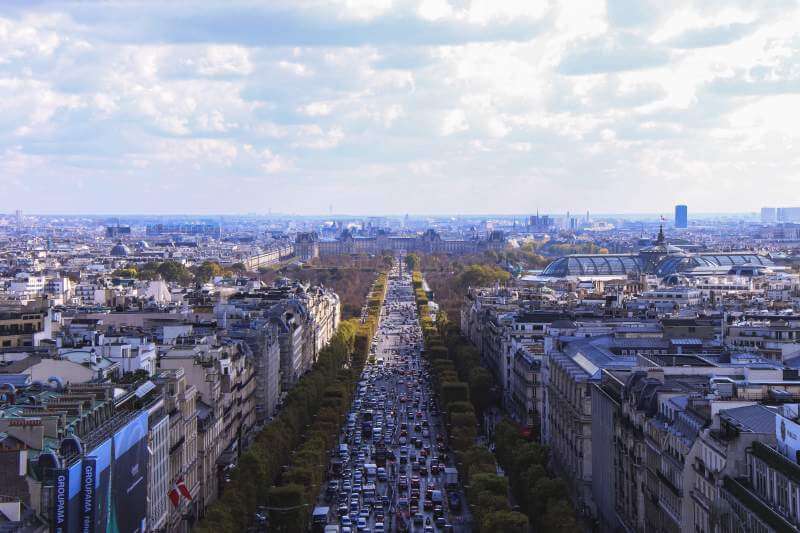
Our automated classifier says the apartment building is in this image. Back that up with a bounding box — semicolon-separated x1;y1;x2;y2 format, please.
0;303;51;348
8;273;45;299
153;368;200;532
219;279;340;393
726;317;800;362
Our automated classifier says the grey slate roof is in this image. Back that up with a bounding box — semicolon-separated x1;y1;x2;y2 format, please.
719;404;778;434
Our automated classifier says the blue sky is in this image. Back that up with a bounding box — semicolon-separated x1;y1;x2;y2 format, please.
1;0;799;215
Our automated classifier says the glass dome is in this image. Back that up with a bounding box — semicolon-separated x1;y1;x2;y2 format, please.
541;255;640;277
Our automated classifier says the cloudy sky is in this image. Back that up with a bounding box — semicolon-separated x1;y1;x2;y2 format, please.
1;0;800;215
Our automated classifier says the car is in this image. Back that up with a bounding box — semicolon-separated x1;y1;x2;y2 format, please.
373;522;385;532
356;517;367;531
435;516;447;528
413;513;425;526
340;516;352;527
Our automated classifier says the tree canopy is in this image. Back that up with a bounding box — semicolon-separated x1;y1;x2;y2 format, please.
456;264;510;289
405;252;421;271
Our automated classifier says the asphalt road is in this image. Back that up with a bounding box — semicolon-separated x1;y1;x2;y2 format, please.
317;262;472;532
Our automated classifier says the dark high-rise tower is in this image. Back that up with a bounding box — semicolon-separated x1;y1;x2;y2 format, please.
675;204;688;228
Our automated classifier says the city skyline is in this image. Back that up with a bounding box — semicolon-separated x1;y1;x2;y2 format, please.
0;208;774;219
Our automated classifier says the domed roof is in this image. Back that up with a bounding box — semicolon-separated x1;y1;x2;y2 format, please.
110;241;131;257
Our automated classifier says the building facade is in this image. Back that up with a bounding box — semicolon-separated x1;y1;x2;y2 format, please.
295;228;507;261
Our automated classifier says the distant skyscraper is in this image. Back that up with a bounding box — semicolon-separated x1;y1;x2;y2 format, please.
15;209;21;233
761;207;777;224
777;207;800;223
674;205;688;229
528;213;552;230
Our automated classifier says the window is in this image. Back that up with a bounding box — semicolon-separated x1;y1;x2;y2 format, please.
755;461;767;495
778;476;788;512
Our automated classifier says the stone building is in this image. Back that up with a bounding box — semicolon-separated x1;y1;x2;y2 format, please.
295;228;507;260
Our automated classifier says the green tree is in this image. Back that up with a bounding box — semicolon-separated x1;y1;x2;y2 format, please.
494;419;523;468
229;262;247;273
481;510;529;533
156;261;193;284
469;367;494;416
461;445;497;482
195;260;224;282
540;500;581;533
512;442;548;473
267;484;307;532
456;264;510;289
441;382;470;406
112;267;138;278
471;473;508;498
528;477;569;518
405;253;421;271
380;251;395;268
137;262;161;280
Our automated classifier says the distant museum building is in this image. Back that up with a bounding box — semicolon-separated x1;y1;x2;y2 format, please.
295;228;507;260
540;227;776;280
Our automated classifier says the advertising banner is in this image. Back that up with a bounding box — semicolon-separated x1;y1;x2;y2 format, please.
68;461;83;532
80;457;96;533
85;438;113;532
51;468;69;533
110;412;149;533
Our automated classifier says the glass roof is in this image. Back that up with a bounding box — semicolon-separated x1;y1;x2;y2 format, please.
541;255;640;277
543;252;773;278
655;254;773;276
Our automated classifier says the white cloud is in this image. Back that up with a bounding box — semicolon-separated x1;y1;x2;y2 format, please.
197;46;253;76
1;0;800;213
440;109;468;135
298;101;333;117
417;0;453;22
293;125;345;149
340;0;394;21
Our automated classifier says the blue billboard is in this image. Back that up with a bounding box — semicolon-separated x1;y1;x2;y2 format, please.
81;438;112;533
51;467;68;533
109;412;148;533
51;460;83;533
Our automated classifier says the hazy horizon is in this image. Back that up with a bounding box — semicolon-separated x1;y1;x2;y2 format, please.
1;1;799;214
0;210;760;217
